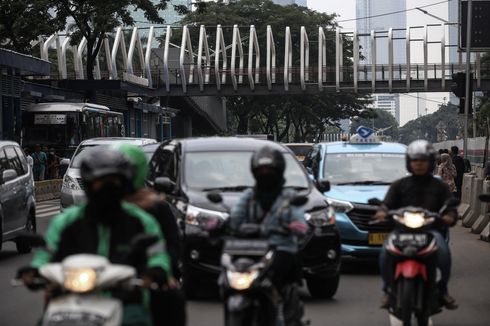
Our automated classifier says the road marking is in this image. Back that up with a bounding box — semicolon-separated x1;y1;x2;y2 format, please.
36;200;61;218
389;314;434;326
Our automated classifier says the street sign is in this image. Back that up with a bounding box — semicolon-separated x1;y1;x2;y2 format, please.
34;114;67;125
460;0;490;51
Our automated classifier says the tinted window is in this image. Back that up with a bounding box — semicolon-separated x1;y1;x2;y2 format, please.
14;146;29;173
149;144;176;182
4;146;24;176
0;150;8;174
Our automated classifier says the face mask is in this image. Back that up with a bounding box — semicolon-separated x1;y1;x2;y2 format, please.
255;171;282;191
86;182;126;223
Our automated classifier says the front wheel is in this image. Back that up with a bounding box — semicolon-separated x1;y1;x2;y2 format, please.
306;274;340;299
400;278;416;326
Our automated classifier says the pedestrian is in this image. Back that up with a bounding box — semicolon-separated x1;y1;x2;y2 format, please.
23;148;34;171
31;144;47;181
47;148;61;179
437;153;458;196
443;149;450;154
450;146;465;199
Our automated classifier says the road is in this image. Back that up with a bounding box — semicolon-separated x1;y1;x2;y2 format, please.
1;200;490;326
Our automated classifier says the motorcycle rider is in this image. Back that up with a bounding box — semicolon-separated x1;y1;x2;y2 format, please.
375;140;458;310
114;143;186;326
229;146;308;324
19;147;172;320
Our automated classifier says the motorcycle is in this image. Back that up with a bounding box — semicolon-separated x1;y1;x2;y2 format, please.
13;233;160;326
206;192;307;326
374;199;458;326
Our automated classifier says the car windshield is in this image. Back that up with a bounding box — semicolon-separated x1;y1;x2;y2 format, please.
70;144;101;168
184;151;309;190
287;145;312;156
323;152;407;185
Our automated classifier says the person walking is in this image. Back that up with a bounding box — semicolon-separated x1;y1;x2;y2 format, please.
23;148;34;171
438;153;458;196
31;144;47;181
47;148;61;179
450;146;465;198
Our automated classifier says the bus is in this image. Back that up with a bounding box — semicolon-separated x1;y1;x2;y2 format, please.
22;102;124;158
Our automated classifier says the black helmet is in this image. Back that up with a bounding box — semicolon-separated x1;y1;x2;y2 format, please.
251;146;286;177
80;147;133;185
406;140;437;173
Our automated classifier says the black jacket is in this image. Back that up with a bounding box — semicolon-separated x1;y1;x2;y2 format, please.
452;155;465;187
383;175;458;228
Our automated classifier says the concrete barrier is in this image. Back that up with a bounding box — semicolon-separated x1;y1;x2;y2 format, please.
35;179;63;202
471;180;490;234
480;223;490;242
463;177;483;227
459;174;475;217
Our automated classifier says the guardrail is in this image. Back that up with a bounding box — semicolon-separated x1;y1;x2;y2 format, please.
35;179;62;202
460;173;490;242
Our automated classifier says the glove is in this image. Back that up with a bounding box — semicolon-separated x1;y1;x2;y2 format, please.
16;266;43;290
142;267;168;289
288;221;308;235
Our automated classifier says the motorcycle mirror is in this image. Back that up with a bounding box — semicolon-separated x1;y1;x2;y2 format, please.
316;178;331;193
130;234;159;252
154;177;176;194
290;195;308;206
479;194;490;202
207;192;223;204
15;233;46;248
368;198;383;206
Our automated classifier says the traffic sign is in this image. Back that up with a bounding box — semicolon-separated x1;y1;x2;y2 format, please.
460;0;490;51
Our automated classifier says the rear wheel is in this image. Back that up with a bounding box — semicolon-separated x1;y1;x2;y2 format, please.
416;314;429;326
15;212;36;254
306;274;340;299
400;278;415;326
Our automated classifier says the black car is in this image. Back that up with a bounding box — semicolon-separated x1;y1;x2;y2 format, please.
146;137;341;299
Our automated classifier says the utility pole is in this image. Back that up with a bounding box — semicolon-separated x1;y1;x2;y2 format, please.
463;0;473;160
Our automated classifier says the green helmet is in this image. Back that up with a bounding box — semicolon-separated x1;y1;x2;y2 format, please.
112;143;149;190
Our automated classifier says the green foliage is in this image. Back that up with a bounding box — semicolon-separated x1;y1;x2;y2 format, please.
399;104;462;144
177;0;366;142
46;0;169;79
350;109;399;140
0;0;63;54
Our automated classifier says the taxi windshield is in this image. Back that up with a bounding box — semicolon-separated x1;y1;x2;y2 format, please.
184;151;309;190
323;152;407;185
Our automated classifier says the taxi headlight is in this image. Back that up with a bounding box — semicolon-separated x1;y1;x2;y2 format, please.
185;205;228;227
227;270;259;290
326;198;354;213
63;268;97;293
403;212;426;229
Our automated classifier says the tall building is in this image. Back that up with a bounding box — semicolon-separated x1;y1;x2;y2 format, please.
132;0;191;27
273;0;307;6
356;0;406;124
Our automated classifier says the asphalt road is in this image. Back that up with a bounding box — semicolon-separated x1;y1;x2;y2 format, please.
1;200;490;326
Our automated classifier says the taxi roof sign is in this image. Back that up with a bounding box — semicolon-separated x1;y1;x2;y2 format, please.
350;126;380;144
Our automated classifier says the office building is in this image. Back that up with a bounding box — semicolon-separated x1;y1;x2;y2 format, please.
273;0;307;6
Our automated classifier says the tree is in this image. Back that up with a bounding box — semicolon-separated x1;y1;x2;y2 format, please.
176;0;368;142
0;0;63;54
47;0;169;80
350;109;399;140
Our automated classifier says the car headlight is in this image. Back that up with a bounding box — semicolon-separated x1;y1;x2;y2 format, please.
326;198;354;213
185;205;228;226
402;212;426;229
305;207;336;227
63;175;81;190
63;268;97;293
227;270;259;290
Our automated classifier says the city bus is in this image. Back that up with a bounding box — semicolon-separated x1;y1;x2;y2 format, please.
22;102;124;158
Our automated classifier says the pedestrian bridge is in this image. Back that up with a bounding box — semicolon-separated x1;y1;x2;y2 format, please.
37;23;490;96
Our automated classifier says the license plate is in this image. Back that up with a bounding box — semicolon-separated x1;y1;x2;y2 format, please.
368;232;389;245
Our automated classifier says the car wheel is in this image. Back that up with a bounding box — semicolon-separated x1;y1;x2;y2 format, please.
306;274;340;299
15;212;36;254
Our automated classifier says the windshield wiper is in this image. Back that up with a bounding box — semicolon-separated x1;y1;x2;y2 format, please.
284;186;309;191
201;186;251;192
336;181;391;186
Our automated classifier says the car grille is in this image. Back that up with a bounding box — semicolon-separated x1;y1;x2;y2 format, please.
347;204;394;232
76;178;85;190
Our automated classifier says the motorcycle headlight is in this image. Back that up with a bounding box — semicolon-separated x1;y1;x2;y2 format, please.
227;270;259;290
185;205;228;226
63;175;81;191
402;212;426;229
63;268;97;293
326;198;354;213
305;207;336;227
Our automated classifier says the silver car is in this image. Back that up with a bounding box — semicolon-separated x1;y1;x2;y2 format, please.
0;141;36;253
60;137;157;210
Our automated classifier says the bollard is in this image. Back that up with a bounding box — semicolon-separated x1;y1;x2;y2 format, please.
459;174;475;218
463;177;483;228
480;223;490;242
472;180;490;234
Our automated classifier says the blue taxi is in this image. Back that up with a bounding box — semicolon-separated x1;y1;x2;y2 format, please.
304;127;407;257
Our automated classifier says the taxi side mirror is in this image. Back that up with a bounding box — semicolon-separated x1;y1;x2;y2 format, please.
316;179;330;193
